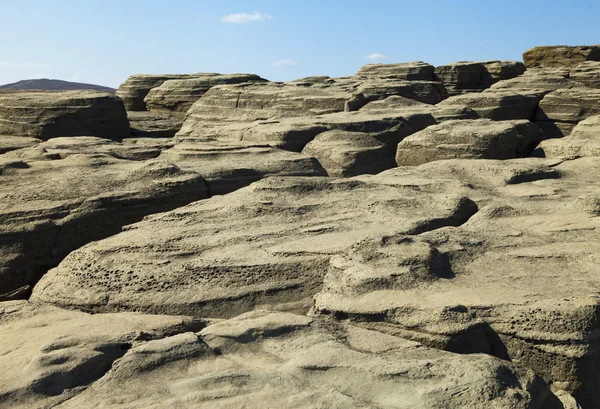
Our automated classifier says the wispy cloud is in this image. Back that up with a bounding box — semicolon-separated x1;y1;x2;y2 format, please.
69;75;81;82
366;53;389;62
221;11;272;24
0;60;50;70
272;59;298;68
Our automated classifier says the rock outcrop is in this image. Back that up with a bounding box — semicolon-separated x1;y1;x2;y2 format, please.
395;119;542;165
0;91;129;139
115;74;211;111
535;87;600;137
128;111;183;137
144;74;268;116
534;115;600;158
434;61;525;95
570;61;600;88
523;45;600;69
356;61;436;80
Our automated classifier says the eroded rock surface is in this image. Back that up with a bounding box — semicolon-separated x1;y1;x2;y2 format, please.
534;115;600;158
535;88;600;137
523;45;600;69
0;90;129;140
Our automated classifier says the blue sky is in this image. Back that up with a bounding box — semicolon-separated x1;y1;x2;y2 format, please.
0;0;598;88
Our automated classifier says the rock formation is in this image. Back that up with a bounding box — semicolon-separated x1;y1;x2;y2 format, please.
3;44;600;408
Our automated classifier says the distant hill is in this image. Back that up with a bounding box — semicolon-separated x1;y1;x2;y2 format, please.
0;78;116;94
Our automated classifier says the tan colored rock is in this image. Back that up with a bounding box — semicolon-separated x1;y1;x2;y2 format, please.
570;61;600;88
434;61;525;95
115;73;213;111
535;88;600;137
31;175;477;316
49;310;561;409
534;115;600;158
395;119;542;166
356;61;436;80
436;89;543;121
0;301;204;409
144;74;268;117
0;90;129;140
128;111;183;137
523;45;600;69
0;135;41;154
301;131;395;177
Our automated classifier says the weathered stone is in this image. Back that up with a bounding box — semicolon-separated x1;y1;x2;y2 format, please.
534;115;600;158
128;111;183;137
39;310;560;409
0;301;205;409
434;61;525;95
356;61;436;81
144;74;268;117
0;90;129;140
346;79;448;109
523;45;600;69
301;131;396;177
31;175;477;316
436;89;543;121
159;141;327;195
535;88;600;137
115;74;212;111
570;61;600;88
490;69;579;93
0;135;41;154
396;119;542;165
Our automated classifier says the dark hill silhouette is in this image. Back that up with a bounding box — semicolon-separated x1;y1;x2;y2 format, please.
0;78;116;93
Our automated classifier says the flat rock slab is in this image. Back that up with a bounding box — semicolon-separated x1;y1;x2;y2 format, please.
115;73;215;111
570;61;600;88
436;89;543;121
490;69;579;93
159;141;327;195
395;119;542;165
434;61;525;95
534;115;600;158
523;45;600;69
355;61;436;81
302;130;395;177
144;74;267;116
31;175;477;316
0;135;41;154
535;88;600;138
0;145;208;299
0;301;204;409
0;90;130;140
47;310;561;409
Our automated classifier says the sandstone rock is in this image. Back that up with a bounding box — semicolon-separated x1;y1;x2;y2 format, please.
46;310;561;409
301;131;396;177
534;115;600;158
436;89;543;121
31;175;477;316
0;135;41;154
395;119;542;165
523;45;600;69
570;61;600;88
128;111;183;137
144;74;268;117
535;88;600;137
0;146;208;299
115;74;213;111
434;61;525;95
355;61;436;81
0;90;129;140
159;141;327;195
490;69;579;93
313;156;600;407
0;301;205;409
345;79;448;109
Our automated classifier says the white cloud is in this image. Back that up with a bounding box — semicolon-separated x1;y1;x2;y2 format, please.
272;59;298;68
69;75;81;82
221;11;272;24
0;60;49;70
366;53;389;62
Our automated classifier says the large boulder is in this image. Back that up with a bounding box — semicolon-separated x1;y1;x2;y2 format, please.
436;89;543;121
301;130;396;177
0;90;129;140
535;88;600;137
355;61;436;80
0;301;204;409
27;310;560;409
570;61;600;88
115;73;211;111
345;78;448;109
0;141;208;300
395;119;543;165
534;115;600;158
31;176;477;316
144;74;268;117
313;155;600;407
523;45;600;69
434;61;525;95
